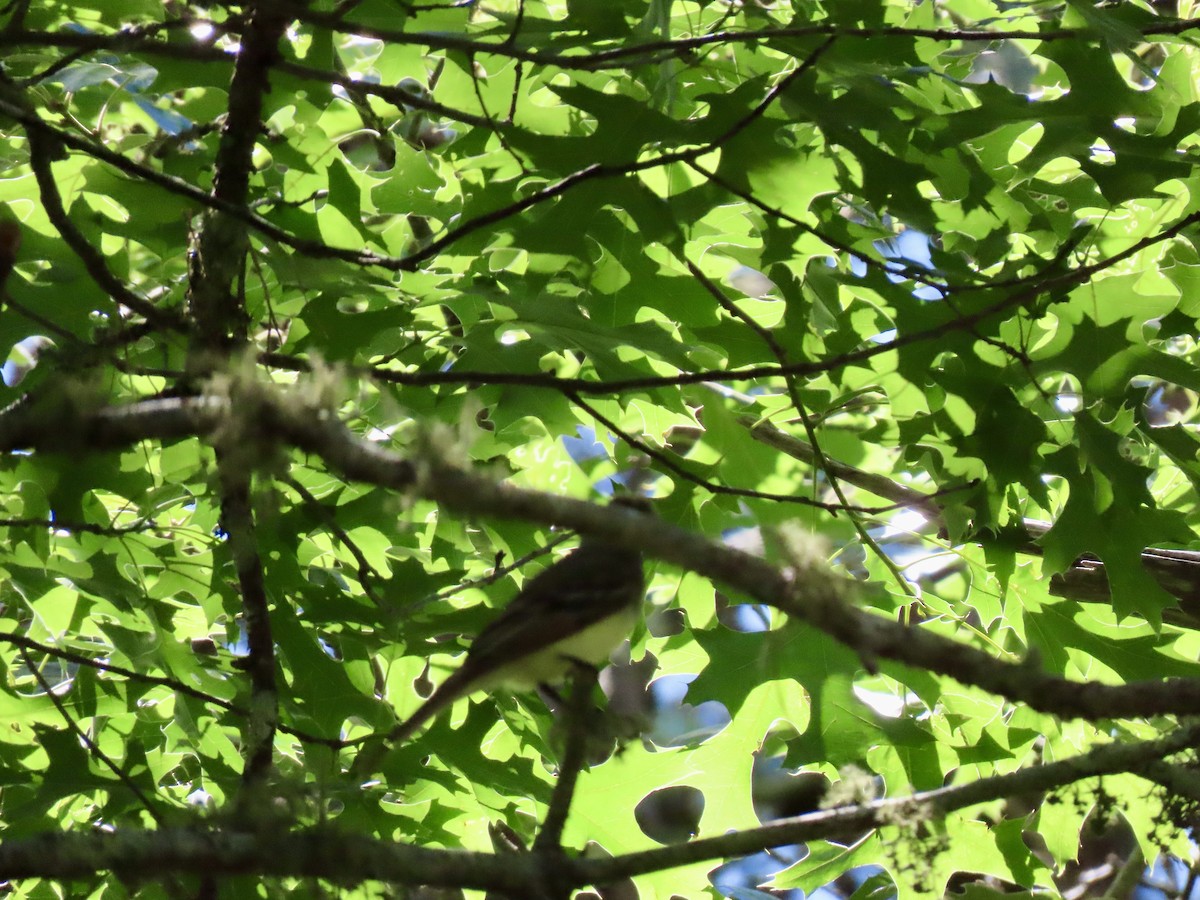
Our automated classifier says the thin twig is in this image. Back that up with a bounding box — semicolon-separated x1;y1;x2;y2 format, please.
0;633;349;749
568;391;887;513
735;412;949;517
17;646;165;824
0;516;157;535
687;159;955;291
415;532;571;610
280;474;388;611
288;12;1200;72
534;664;599;853
683;257;914;596
22;101;177;327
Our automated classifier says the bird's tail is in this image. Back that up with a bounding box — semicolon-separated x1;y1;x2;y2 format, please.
385;665;475;744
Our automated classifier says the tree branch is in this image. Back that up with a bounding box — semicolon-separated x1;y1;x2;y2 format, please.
294;12;1200;71
20;96;179;327
534;664;600;854
0;633;348;749
17;646;165;824
3;389;1200;722
0;718;1196;888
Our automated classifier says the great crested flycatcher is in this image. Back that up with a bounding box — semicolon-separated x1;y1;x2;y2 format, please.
385;496;652;744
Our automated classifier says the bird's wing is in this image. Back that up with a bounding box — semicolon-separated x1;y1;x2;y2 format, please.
384;541;644;746
463;543;644;668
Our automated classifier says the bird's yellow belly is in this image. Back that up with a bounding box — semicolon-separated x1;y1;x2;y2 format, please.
479;607;639;691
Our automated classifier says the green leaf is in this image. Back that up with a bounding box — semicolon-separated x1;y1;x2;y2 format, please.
773;833;881;891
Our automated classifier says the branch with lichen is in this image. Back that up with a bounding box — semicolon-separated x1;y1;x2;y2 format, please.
0;717;1196;889
1;380;1199;723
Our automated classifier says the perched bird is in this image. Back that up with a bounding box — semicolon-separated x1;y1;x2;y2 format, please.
385;496;652;745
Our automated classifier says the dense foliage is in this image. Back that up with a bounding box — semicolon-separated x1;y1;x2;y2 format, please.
2;0;1200;897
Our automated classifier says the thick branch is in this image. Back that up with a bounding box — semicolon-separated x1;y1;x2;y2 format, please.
580;718;1200;885
184;1;311;800
0;828;534;890
3;391;1200;722
418;463;1200;721
0;719;1196;888
217;457;278;791
0;393;223;452
188;1;299;343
